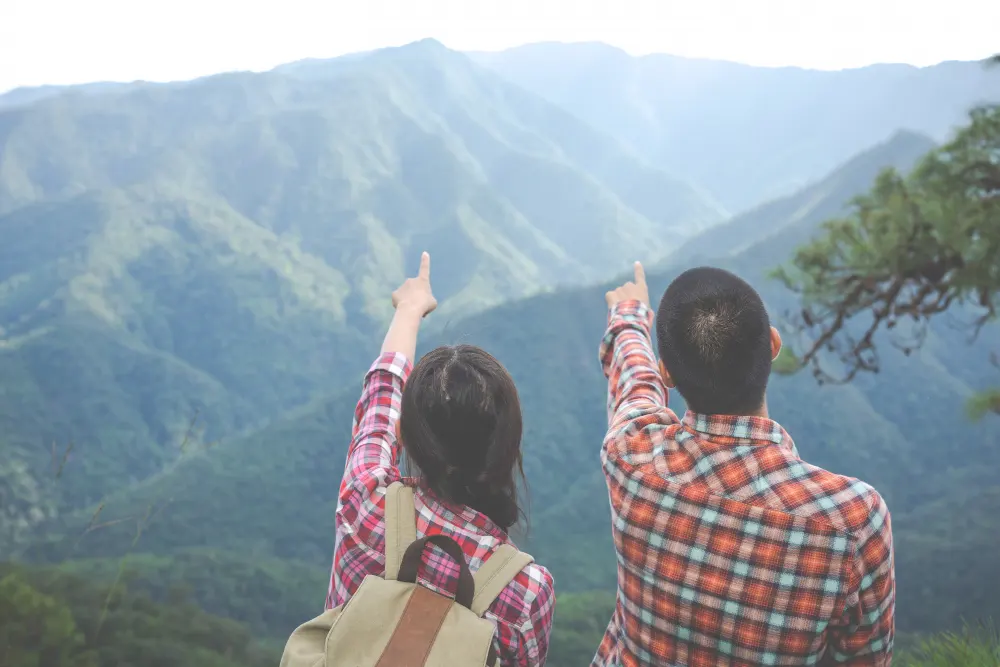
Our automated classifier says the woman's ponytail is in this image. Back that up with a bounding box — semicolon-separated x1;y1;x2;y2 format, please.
399;345;525;531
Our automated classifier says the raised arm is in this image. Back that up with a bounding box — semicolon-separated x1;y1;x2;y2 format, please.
599;262;669;432
339;251;438;496
330;253;438;607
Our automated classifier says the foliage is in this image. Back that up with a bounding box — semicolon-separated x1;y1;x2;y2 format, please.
0;563;279;667
59;549;328;639
52;553;614;667
896;621;1000;667
774;105;1000;417
546;591;616;667
4;556;993;667
967;386;1000;420
0;452;56;547
0;571;92;667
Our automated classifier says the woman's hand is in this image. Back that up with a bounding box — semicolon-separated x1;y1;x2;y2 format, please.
392;252;437;318
381;252;436;360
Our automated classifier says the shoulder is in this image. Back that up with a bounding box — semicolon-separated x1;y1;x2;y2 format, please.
483;561;555;665
519;562;555;601
338;467;403;510
514;563;555;630
787;460;890;538
603;413;683;470
607;408;682;437
487;559;555;630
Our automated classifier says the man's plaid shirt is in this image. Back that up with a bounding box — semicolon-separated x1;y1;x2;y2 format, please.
327;352;556;666
593;301;895;666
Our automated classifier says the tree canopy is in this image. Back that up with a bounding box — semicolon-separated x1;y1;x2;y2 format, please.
774;103;1000;418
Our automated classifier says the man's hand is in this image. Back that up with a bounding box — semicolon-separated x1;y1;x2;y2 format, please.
392;251;437;318
605;261;650;309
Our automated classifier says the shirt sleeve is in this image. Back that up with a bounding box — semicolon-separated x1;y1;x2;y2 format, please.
825;492;895;665
599;300;668;426
514;568;556;667
339;351;412;497
330;352;412;607
598;301;676;463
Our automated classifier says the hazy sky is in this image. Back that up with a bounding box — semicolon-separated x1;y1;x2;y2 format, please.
2;0;998;92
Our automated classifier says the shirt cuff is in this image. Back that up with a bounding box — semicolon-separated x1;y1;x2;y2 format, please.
608;300;654;330
367;351;413;382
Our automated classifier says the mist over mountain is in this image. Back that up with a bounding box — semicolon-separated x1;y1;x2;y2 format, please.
473;42;999;212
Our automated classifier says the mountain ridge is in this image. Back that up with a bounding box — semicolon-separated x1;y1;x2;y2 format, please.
474;43;1000;211
0;39;724;519
472;41;979;73
667;129;938;263
23;129;1000;637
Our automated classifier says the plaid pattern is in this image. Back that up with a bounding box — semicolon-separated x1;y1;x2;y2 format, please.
594;301;895;666
328;352;555;666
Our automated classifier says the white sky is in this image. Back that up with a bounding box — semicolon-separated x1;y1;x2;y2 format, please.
1;0;998;93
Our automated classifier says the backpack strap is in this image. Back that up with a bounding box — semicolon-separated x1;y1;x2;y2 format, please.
383;482;417;581
470;544;534;616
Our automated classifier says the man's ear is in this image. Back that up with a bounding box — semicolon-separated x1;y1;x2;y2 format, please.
658;359;676;389
770;326;783;361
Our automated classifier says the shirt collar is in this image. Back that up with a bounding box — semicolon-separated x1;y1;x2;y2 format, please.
682;410;795;452
401;476;512;544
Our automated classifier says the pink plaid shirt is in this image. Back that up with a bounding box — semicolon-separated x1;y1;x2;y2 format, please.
328;352;556;666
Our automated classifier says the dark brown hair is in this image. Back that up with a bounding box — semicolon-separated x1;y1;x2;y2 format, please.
656;266;773;415
399;345;525;530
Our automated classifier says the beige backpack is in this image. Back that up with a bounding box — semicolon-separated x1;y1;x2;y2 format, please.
280;482;534;667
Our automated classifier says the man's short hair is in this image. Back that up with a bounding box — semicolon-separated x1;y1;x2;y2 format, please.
655;267;773;415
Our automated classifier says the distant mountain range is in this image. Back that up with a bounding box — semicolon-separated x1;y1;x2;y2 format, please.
0;39;722;515
2;39;998;665
7;40;996;214
473;42;999;211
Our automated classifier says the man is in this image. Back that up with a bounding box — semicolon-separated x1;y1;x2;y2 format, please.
595;263;894;666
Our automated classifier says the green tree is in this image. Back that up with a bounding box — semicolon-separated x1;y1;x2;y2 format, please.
0;572;94;667
774;103;1000;418
0;563;279;667
546;591;617;667
897;621;1000;667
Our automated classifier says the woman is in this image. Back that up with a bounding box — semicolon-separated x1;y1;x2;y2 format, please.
327;252;555;666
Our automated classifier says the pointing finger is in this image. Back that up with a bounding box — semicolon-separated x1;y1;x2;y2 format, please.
633;261;646;286
418;252;431;280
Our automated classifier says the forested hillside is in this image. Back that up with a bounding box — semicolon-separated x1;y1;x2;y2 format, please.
2;39;998;667
0;39;724;521
21;129;1000;653
474;42;1000;211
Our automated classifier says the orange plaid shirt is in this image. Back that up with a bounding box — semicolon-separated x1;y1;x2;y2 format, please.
593;301;895;666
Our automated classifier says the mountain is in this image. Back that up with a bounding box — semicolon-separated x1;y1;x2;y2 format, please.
472;42;1000;212
0;82;134;109
0;39;725;521
29;129;1000;643
669;129;938;262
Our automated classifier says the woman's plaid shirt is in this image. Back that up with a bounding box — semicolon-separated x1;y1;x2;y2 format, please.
593;301;895;666
327;352;556;666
